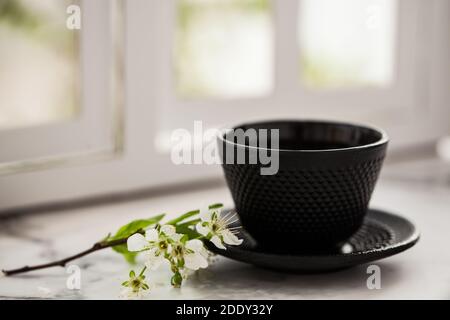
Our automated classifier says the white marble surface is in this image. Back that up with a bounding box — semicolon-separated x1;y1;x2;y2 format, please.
1;172;450;299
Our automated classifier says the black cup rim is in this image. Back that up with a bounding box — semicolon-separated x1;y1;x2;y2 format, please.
217;119;389;153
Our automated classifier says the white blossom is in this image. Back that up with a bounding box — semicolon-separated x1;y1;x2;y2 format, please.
120;270;150;299
196;208;243;250
127;225;176;270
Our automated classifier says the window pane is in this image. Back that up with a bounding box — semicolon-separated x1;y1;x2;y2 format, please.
175;0;273;98
298;0;397;89
0;0;79;129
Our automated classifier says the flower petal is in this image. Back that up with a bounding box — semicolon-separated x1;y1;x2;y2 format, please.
196;222;210;236
127;233;148;252
144;248;165;271
210;235;226;250
166;243;173;255
180;268;194;280
160;224;176;237
199;208;212;222
185;252;208;270
199;245;209;259
120;287;146;300
145;228;159;242
170;233;183;242
221;229;243;246
185;239;204;253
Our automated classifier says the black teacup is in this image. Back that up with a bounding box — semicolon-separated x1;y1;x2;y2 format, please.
218;120;388;251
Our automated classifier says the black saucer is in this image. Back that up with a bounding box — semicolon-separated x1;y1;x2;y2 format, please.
206;208;419;272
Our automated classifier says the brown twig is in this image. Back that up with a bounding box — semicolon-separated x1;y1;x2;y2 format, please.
2;237;128;277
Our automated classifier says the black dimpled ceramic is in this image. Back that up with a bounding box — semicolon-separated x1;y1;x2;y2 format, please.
218;120;388;250
205;208;419;272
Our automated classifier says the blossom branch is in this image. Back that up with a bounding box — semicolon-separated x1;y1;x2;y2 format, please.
2;203;244;297
2;237;129;277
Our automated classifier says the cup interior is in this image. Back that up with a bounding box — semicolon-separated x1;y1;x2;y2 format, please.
223;120;386;151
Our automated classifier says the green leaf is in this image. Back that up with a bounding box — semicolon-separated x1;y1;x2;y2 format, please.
165;203;222;226
108;213;165;264
166;210;199;225
109;214;165;240
113;244;138;264
180;234;189;244
177;218;200;227
208;203;223;210
175;224;201;239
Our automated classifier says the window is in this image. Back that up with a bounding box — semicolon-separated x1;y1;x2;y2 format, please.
298;0;397;89
0;0;79;130
0;0;120;167
156;0;423;140
0;0;447;212
174;0;273;99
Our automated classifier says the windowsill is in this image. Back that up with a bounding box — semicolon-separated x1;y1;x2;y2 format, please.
1;159;450;299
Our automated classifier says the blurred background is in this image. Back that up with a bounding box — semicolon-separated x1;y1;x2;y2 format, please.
0;0;449;212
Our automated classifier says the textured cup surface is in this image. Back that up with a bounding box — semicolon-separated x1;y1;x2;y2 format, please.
218;120;388;250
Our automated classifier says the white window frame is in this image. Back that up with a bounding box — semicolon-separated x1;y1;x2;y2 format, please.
0;0;448;212
0;0;118;167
